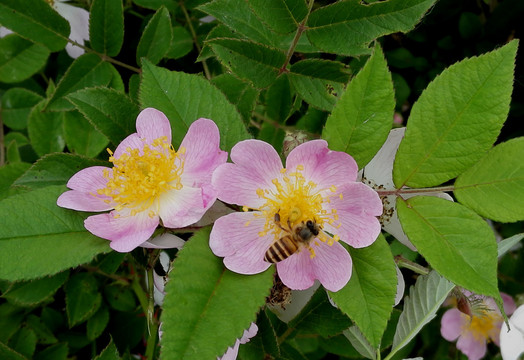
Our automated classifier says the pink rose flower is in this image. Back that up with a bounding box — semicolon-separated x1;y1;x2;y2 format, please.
57;108;227;252
210;139;383;292
441;291;516;360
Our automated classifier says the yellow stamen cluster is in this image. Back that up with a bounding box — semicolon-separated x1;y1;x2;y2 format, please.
462;308;501;342
251;165;341;258
96;136;185;217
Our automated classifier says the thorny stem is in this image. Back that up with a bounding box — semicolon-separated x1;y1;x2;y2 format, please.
179;0;212;80
279;0;315;75
394;255;429;275
375;185;455;197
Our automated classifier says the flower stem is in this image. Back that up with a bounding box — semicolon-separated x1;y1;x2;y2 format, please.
394;255;429;275
144;264;159;359
279;0;315;74
375;185;455;197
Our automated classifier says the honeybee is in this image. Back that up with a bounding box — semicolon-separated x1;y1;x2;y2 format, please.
264;213;320;263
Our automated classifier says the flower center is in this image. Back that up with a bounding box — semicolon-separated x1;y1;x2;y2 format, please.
97;136;185;217
249;165;342;258
461;308;501;342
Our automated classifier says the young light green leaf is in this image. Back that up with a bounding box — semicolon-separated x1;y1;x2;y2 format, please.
65;273;102;327
63;110;109;157
247;0;308;34
1;88;43;130
160;228;274;360
455;137;524;222
45;54;114;111
393;40;518;188
90;0;124;56
27;103;66;157
208;38;286;89
396;196;500;301
0;0;69;52
165;26;193;59
212;74;259;122
497;233;524;258
136;7;172;65
140;60;251;152
199;0;276;45
288;59;350;111
3;271;69;307
13;153;109;190
0;34;50;83
306;0;437;56
388;271;454;359
343;326;376;360
323;44;394;168
329;234;397;347
0;186;111;282
67;87;139;145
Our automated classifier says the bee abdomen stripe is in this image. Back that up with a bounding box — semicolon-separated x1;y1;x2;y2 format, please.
264;238;298;263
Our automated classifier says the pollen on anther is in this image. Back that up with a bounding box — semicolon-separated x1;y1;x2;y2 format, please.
330;185;337;192
296;164;304;171
242;206;249;212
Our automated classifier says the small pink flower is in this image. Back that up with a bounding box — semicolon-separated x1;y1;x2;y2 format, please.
57;108;227;252
218;323;258;360
209;139;383;292
441;291;516;360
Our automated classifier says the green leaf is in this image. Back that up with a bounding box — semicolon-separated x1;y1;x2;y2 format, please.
0;34;50;83
90;0;124;56
0;162;31;201
165;26;193;59
329;235;397;347
3;271;69;306
0;0;69;52
323;44;394;167
67;87;139;145
46;54;114;111
104;285;136;312
290;288;352;337
247;0;308;34
65;273;102;327
393;40;518;188
1;88;43;130
306;0;437;56
94;340;119;360
0;342;25;360
289;59;350;111
9;326;36;358
455;137;524;222
160;228;274;360
265;74;293;123
63;110;109;157
131;0;177;13
33;343;68;360
26;315;58;345
498;233;524;258
0;186;111;281
0;303;25;343
199;0;275;45
136;7;172;65
209;38;285;89
343;326;376;360
139;60;251;152
212;74;259;123
13;153;109;190
87;305;109;340
396;196;500;300
389;271;454;359
27;103;66;157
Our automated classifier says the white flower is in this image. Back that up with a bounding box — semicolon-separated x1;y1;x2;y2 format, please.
360;128;453;250
218;323;258;360
500;304;524;360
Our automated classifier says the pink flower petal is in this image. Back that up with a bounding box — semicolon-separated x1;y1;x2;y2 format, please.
57;190;114;212
136;108;172;143
441;308;464;341
210;211;272;274
456;330;487;360
84;210;159;252
179;118;227;186
157;186;207;228
113;133;144;159
286;140;359;189
502;292;517;316
324;182;382;248
65;166;110;192
213;140;283;208
277;241;352;292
